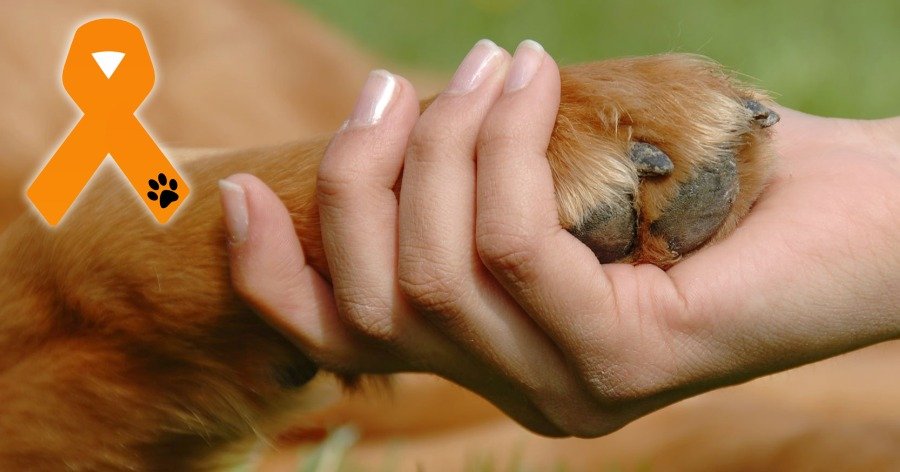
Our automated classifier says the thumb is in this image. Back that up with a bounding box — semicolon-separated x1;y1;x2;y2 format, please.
219;173;377;370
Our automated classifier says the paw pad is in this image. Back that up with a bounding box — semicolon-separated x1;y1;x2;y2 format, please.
147;173;179;209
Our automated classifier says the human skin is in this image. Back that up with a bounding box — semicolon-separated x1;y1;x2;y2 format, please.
220;40;900;436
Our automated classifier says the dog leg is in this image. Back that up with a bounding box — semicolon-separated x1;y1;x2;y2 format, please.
0;53;777;470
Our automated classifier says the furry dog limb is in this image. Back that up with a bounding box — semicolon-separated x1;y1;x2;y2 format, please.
0;54;777;470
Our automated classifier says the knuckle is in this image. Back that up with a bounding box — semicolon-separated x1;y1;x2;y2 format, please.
405;125;457;164
476;127;521;156
476;227;540;279
522;379;623;438
334;291;397;343
593;382;645;406
582;362;660;406
398;256;466;314
316;159;375;208
315;166;355;204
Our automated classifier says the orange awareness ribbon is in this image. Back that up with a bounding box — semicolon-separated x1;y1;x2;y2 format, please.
27;19;188;225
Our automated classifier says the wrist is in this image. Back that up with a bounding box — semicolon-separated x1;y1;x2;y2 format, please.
866;116;900;159
874;117;900;337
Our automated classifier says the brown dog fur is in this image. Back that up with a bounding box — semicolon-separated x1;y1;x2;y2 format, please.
0;54;776;470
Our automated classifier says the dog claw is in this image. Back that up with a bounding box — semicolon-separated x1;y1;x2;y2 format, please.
744;99;779;128
630;142;674;177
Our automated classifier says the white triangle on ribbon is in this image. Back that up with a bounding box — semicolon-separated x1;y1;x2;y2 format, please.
91;51;125;79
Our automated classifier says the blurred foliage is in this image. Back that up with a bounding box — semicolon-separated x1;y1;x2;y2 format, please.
294;0;900;118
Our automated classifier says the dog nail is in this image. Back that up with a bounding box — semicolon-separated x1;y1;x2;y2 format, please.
219;179;249;244
744;99;780;128
504;40;544;93
446;39;503;94
349;70;397;127
630;142;674;177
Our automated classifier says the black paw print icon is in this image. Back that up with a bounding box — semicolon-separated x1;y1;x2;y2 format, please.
147;173;179;209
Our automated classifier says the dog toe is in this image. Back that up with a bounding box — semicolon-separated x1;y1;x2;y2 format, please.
630;142;674;177
650;152;739;254
570;199;636;263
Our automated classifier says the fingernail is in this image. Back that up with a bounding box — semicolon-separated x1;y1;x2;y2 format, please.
504;40;544;93
446;39;503;94
349;69;397;127
219;179;249;244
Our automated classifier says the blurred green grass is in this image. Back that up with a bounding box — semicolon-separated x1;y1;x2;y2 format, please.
294;0;900;118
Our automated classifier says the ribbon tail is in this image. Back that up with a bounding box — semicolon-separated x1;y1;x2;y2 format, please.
27;118;110;226
111;118;189;224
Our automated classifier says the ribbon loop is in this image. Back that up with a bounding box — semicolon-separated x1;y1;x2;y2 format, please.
28;19;188;225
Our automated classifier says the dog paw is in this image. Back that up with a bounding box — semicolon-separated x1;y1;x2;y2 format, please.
147;172;180;209
549;54;778;267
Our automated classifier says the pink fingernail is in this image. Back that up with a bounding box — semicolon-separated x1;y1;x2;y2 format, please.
349;69;397;127
219;179;248;244
504;40;544;93
446;39;503;94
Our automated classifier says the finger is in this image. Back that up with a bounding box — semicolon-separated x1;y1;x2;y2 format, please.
399;41;510;333
219;175;564;433
315;71;509;376
317;69;581;433
398;42;524;361
474;41;654;390
398;40;614;435
316;70;422;343
220;174;396;371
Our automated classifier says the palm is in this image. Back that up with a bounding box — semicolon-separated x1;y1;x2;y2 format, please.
643;108;900;384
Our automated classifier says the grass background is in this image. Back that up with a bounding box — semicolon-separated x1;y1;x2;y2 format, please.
294;0;900;119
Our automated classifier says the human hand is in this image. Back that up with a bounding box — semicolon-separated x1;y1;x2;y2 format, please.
220;40;900;436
